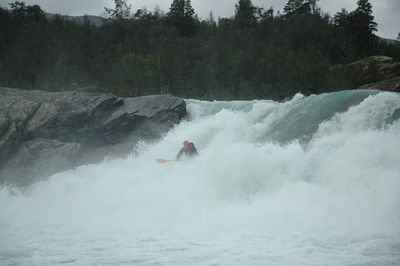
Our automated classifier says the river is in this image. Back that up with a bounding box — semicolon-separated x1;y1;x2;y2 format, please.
1;90;399;265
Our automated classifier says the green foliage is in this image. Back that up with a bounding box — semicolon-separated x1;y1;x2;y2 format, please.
283;0;318;16
0;0;399;100
333;0;377;58
234;0;260;28
104;0;131;21
166;0;198;36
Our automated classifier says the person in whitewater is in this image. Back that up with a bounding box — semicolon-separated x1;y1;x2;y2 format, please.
176;140;199;160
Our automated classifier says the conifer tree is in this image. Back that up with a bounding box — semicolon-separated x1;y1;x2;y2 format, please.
234;0;258;28
104;0;132;21
283;0;303;15
333;0;377;57
354;0;377;34
283;0;318;15
353;0;377;56
167;0;197;36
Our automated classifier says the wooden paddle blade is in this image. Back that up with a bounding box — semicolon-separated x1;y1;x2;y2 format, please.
156;158;169;163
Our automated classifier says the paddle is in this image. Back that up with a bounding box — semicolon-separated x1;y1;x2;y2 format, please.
155;158;175;163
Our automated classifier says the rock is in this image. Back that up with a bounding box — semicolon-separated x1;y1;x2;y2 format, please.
329;56;400;90
356;76;400;92
0;88;186;185
347;56;400;84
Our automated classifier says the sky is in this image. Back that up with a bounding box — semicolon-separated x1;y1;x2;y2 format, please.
0;0;398;39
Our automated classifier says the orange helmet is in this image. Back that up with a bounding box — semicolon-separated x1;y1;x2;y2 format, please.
183;140;189;146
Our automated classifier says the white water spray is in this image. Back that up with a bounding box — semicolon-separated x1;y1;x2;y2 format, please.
1;90;399;265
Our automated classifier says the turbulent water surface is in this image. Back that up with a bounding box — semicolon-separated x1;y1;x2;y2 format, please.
1;90;400;265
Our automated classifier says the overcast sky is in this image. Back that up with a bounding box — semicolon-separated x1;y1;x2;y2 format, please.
0;0;398;39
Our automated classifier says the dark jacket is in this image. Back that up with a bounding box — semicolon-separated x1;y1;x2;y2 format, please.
176;143;199;160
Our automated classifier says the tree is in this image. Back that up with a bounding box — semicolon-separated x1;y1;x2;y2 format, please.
1;0;399;99
261;7;274;22
284;0;307;15
26;5;45;22
284;0;301;14
353;0;377;56
104;0;131;21
308;0;319;14
354;0;377;33
333;8;351;57
234;0;259;28
166;0;197;36
333;8;349;27
6;2;48;89
333;0;377;58
9;1;26;23
283;0;318;16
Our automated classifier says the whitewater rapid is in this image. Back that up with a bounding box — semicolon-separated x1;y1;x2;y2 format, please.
1;90;399;265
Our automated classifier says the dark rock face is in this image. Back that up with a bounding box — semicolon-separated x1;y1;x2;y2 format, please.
0;88;186;185
357;76;400;92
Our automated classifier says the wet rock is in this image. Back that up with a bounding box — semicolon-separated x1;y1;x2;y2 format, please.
357;76;400;92
0;88;186;185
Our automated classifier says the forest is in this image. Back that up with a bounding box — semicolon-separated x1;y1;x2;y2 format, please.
0;0;399;100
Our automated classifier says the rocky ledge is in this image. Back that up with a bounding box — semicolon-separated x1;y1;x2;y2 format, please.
357;76;400;92
0;88;186;185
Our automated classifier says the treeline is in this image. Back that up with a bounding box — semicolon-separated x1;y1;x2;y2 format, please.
0;0;399;100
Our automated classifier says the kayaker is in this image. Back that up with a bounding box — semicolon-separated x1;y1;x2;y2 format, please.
176;140;199;160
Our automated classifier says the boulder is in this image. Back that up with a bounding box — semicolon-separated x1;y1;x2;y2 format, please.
0;88;186;185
